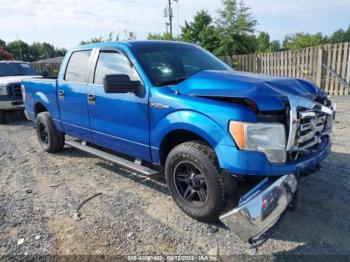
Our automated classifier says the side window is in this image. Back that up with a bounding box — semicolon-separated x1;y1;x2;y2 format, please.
65;50;92;82
94;51;140;85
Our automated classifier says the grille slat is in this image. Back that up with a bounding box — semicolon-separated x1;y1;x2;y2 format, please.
296;108;331;152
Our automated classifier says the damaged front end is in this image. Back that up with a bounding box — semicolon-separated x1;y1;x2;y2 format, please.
220;174;298;244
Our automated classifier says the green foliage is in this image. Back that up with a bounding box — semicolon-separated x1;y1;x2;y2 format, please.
147;32;175;41
0;39;5;48
269;40;280;52
213;0;257;56
256;32;270;53
327;26;350;43
180;10;220;54
80;37;104;45
257;32;281;53
181;10;212;44
7;40;33;61
0;39;66;62
174;2;349;55
282;33;325;50
80;31;136;44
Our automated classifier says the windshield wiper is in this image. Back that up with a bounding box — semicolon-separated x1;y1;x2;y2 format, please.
158;77;188;87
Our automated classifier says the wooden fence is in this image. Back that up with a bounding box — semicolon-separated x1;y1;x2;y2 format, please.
222;42;350;96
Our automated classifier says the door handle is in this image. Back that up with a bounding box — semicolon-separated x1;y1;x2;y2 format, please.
58;90;64;99
87;94;96;105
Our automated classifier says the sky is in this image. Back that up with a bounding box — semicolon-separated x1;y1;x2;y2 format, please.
1;0;349;49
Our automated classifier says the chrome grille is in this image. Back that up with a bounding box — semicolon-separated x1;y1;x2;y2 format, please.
296;109;331;152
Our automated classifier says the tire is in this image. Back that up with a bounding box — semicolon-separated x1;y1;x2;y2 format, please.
35;112;64;153
165;141;226;222
0;110;5;124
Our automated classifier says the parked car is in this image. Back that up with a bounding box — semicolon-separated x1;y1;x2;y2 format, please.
0;61;38;123
22;41;335;244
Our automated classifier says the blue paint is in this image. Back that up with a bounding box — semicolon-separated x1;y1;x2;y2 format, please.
22;41;331;177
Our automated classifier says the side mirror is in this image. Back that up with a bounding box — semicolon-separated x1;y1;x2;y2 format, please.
103;74;141;94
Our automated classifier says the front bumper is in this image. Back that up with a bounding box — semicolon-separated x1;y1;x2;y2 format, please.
0;100;24;110
217;135;331;176
220;174;298;242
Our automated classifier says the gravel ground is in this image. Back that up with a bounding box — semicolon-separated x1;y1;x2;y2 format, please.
0;96;350;259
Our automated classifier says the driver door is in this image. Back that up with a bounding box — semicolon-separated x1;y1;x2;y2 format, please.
87;49;151;162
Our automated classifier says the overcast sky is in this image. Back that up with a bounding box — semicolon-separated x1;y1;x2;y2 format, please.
1;0;349;48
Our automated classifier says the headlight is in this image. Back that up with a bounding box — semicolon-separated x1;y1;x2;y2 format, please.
229;121;286;163
0;85;7;96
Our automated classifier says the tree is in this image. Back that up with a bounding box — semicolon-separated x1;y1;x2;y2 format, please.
256;32;270;53
180;11;221;54
31;42;56;60
6;40;33;61
216;0;257;56
198;25;221;55
256;32;280;53
147;32;174;40
0;39;5;48
269;40;280;52
0;39;6;61
181;11;212;44
328;25;350;43
282;33;325;50
80;37;103;45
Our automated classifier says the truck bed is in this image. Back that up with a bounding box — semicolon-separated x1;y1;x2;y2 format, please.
22;78;60;123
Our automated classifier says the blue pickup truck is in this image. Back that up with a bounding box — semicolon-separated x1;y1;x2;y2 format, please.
22;41;335;244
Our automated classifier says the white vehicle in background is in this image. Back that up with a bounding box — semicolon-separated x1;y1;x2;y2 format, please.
0;61;38;123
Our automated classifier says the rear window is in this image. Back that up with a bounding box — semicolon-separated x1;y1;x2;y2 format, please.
65;50;92;82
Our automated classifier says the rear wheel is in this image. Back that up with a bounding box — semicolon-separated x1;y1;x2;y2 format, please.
35;112;64;153
165;141;226;222
0;110;5;124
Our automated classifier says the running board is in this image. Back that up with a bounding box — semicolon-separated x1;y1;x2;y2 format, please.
65;140;159;176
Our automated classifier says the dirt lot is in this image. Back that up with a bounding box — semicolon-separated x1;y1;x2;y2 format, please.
0;96;350;258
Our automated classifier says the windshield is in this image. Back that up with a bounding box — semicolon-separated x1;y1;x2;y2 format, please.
0;63;38;77
131;43;232;86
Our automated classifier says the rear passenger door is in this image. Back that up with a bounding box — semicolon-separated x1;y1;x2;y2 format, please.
57;49;93;142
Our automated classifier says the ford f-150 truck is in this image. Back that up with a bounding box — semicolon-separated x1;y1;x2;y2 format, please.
0;61;38;123
22;41;335;244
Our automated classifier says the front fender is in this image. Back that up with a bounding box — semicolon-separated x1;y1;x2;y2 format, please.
150;110;236;165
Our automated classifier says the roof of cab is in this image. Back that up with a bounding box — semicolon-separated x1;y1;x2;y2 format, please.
75;40;195;50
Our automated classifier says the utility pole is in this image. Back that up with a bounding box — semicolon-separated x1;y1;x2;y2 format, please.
165;0;178;37
16;34;23;61
168;0;173;36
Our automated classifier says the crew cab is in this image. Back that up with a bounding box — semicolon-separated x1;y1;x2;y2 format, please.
22;41;335;244
0;61;38;123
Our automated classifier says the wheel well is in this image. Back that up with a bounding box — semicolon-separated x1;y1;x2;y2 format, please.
159;129;213;166
35;103;48;115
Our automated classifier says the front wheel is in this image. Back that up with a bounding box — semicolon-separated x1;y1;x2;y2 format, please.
35;112;64;153
165;141;226;222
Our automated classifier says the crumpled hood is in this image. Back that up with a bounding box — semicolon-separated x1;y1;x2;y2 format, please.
175;70;326;111
0;75;39;86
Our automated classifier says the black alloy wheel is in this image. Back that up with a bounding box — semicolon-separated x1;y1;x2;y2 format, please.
174;161;209;206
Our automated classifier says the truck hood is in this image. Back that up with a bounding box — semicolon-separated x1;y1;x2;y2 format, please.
175;70;326;111
0;75;39;86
